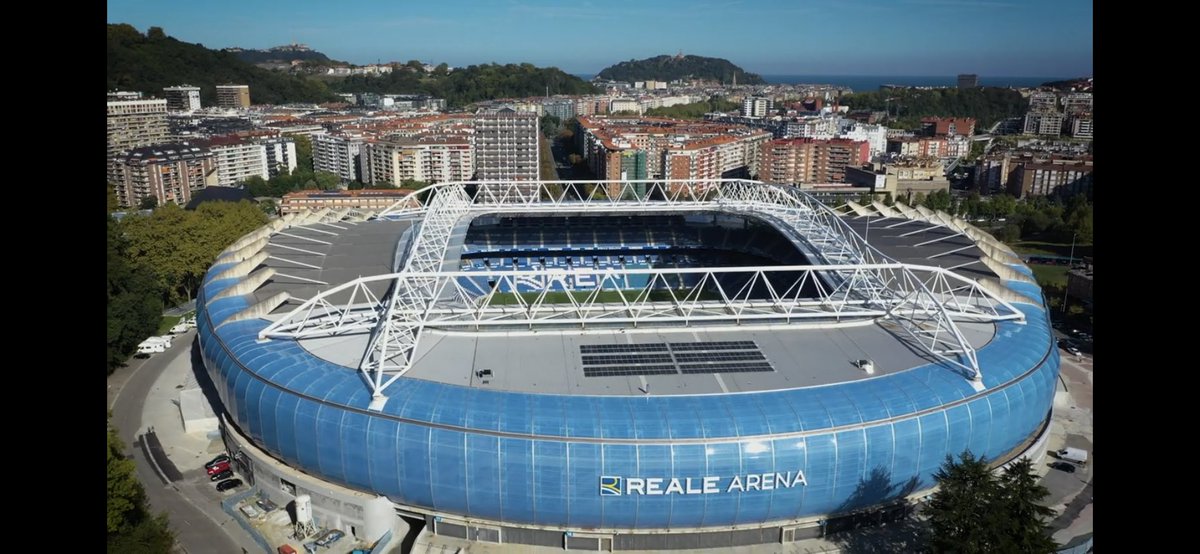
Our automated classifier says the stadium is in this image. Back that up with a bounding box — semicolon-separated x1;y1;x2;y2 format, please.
197;179;1057;550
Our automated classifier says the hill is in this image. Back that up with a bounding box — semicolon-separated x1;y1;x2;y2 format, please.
227;44;335;65
107;24;340;105
325;63;600;107
597;54;765;84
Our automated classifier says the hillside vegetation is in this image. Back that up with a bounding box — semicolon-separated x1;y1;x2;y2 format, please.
598;54;765;84
107;24;340;104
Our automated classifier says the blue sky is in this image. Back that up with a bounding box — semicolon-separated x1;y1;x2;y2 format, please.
107;0;1092;77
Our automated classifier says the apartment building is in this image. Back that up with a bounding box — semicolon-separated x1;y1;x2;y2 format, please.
314;134;365;182
217;84;251;109
473;107;539;182
757;138;870;184
198;136;269;187
163;85;202;112
107;97;169;155
107;143;217;208
362;137;473;186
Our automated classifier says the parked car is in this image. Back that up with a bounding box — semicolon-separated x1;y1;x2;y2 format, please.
210;469;234;481
206;461;232;475
205;454;231;469
1049;461;1076;473
256;498;279;512
315;529;345;547
216;478;243;492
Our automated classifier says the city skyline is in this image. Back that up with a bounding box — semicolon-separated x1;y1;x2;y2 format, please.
107;0;1093;77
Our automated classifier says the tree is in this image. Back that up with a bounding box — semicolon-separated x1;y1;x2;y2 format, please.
241;175;269;197
108;183;121;212
883;192;894;206
108;419;175;551
313;170;340;191
926;452;1057;554
927;451;1003;553
293;134;314;172
107;215;163;372
997;458;1058;553
138;196;158;210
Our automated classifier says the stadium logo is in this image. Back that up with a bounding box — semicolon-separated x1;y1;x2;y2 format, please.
600;472;808;496
599;476;623;496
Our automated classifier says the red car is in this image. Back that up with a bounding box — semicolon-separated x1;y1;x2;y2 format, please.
206;461;231;475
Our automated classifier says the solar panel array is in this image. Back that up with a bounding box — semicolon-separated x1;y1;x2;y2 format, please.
580;341;774;377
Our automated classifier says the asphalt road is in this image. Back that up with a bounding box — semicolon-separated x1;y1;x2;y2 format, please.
109;333;247;554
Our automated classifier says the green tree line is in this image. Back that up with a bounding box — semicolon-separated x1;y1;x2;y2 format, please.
326;62;598;107
841;87;1028;129
644;97;740;119
107;198;268;372
107;24;340;105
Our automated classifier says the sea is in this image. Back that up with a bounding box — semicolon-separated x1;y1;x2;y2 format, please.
572;74;1065;92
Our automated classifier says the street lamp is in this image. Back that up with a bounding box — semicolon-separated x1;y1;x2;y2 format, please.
1061;232;1077;313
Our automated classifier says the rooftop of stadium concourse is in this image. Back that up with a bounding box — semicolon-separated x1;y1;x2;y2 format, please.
289;317;997;396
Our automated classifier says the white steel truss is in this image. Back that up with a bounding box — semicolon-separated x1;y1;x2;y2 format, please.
257;180;1027;401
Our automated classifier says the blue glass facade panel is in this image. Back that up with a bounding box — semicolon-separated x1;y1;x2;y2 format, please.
599;444;639;528
830;429;867;513
799;433;838;515
631;444;673;528
531;441;569;526
942;404;973;461
665;444;707;527
732;440;772;525
340;411;371;489
464;433;502;519
498;437;534;522
565;442;602;527
889;419;921;486
291;400;321;475
986;391;1016;458
272;392;301;463
703;441;743;527
917;412;949;477
861;424;895;496
365;418;402;498
314;404;348;484
428;428;469;513
256;384;281;450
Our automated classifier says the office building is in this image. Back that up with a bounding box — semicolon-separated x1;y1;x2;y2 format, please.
957;74;979;89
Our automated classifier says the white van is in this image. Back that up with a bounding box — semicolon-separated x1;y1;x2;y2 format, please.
1055;447;1088;465
136;340;167;356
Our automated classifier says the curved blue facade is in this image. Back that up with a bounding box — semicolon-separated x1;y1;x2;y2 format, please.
199;265;1058;531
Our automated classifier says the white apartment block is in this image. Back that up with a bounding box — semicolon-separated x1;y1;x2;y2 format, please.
257;137;298;176
207;140;269;187
945;135;972;159
838;122;888;158
473;108;539;182
610;98;642;114
314;134;365;182
363;139;474;186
